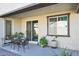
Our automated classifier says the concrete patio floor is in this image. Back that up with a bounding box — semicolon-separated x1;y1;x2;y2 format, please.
0;48;19;56
1;43;79;56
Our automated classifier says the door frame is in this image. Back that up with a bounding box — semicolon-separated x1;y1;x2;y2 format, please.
5;20;12;37
26;20;38;44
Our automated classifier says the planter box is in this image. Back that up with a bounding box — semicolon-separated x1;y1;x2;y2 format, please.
4;40;11;44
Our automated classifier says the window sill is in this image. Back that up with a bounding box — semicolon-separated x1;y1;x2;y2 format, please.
47;34;70;37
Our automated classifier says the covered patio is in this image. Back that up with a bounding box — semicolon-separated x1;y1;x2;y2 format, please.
0;3;79;56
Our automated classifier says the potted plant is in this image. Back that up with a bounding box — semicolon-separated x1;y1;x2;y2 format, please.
13;32;18;38
13;32;24;40
18;32;24;39
4;34;14;44
39;37;48;48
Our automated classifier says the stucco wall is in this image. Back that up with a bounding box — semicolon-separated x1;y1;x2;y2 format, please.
5;18;22;34
21;11;79;50
13;19;22;33
0;10;79;50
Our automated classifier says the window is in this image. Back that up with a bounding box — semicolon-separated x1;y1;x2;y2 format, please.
47;14;70;37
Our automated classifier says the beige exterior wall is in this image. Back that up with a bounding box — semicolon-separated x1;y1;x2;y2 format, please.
13;19;22;33
0;11;79;50
5;18;22;34
20;11;79;50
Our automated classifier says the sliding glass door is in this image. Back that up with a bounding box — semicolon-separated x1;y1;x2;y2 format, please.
26;20;38;42
32;21;38;41
27;21;31;41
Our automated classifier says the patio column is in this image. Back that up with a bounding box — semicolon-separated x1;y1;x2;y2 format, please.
0;18;5;46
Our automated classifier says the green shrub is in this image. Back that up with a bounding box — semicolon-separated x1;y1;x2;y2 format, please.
14;32;18;38
13;32;24;39
39;37;48;48
18;32;24;39
60;48;72;56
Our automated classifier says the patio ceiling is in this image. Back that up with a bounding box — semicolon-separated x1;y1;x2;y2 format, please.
0;3;56;17
75;4;79;13
0;3;78;18
0;3;37;17
11;3;77;18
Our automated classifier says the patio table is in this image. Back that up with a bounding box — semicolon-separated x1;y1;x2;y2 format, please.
12;38;29;51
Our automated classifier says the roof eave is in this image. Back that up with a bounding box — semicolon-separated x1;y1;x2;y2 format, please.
0;3;57;17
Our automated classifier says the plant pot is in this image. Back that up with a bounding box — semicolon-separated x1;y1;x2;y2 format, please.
4;40;11;44
51;40;58;48
40;44;44;48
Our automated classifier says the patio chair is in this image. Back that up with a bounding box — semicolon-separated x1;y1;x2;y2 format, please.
10;38;17;49
14;39;22;51
12;38;29;51
22;39;29;50
17;39;29;51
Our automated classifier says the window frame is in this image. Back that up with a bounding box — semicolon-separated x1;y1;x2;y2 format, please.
47;13;70;37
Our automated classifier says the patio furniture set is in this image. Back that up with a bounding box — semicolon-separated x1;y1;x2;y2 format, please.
2;32;29;51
